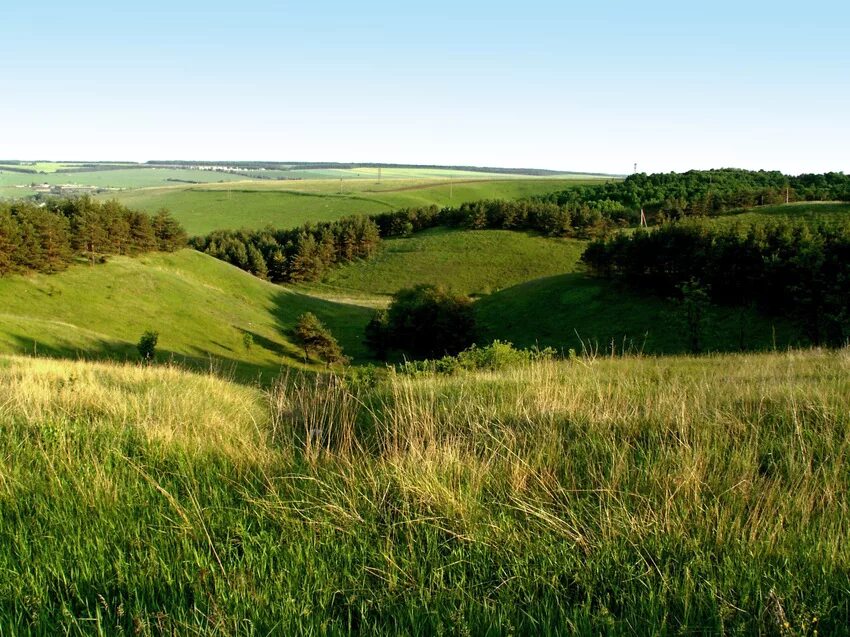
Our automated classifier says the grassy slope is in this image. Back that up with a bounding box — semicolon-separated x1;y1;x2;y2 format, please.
472;202;845;355
707;201;850;228
110;178;607;234
0;250;371;379
476;272;804;355
306;227;587;299
2;350;848;634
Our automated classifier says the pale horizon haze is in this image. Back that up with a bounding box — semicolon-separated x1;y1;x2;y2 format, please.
3;0;849;175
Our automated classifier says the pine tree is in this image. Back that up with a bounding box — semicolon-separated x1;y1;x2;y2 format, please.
247;244;268;279
293;312;347;365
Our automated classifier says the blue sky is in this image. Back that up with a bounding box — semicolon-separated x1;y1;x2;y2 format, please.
2;1;848;173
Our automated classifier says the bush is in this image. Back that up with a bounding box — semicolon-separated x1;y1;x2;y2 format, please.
397;341;557;376
377;284;476;360
137;331;159;362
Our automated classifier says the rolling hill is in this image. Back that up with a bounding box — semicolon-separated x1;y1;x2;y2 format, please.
475;272;804;355
0;250;372;380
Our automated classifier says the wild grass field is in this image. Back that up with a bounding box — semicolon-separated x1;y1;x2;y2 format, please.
2;348;848;634
0;250;371;380
111;177;606;235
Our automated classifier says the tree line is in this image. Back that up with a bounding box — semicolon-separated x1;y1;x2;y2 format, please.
192;169;850;285
534;169;850;221
0;197;187;276
192;199;627;283
581;219;850;345
190;216;381;283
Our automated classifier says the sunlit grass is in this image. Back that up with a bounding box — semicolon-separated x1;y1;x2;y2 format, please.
1;348;848;633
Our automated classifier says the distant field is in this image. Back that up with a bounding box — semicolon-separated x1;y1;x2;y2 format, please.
305;227;587;299
476;272;804;355
112;178;604;234
0;162;85;173
0;250;372;379
233;166;591;180
0;162;608;197
0;167;246;191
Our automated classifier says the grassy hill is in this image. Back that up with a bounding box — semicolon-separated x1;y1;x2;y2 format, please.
707;201;850;229
0;250;372;379
476;272;805;355
2;349;848;633
303;227;587;300
110;178;607;235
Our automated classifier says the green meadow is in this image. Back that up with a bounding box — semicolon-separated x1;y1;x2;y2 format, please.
306;228;587;299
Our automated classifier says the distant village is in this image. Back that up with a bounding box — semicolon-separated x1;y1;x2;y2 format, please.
17;183;111;196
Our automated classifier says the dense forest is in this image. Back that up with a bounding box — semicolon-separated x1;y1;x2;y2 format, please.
193;169;850;285
582;220;850;345
0;197;186;276
190;216;381;283
535;169;850;220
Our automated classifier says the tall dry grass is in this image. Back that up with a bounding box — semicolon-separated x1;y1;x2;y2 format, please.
1;349;848;634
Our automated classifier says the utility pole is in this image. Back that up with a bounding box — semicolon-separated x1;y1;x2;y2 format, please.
378;166;382;182
449;176;453;200
339;178;343;195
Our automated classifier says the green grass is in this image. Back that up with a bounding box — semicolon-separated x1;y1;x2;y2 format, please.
476;272;805;355
2;349;849;633
305;227;587;299
112;188;396;235
110;178;608;234
707;201;850;228
0;250;372;380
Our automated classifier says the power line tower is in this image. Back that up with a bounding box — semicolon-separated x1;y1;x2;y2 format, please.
634;162;638;174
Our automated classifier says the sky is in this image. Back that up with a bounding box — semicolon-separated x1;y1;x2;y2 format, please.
2;1;849;174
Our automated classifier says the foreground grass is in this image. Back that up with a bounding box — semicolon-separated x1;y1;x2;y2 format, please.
1;349;849;634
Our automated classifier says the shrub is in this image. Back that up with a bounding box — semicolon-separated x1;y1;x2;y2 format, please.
137;331;159;362
380;284;476;359
397;341;557;376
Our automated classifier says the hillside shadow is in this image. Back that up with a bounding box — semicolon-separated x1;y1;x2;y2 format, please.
1;332;289;386
475;272;807;356
269;287;375;363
